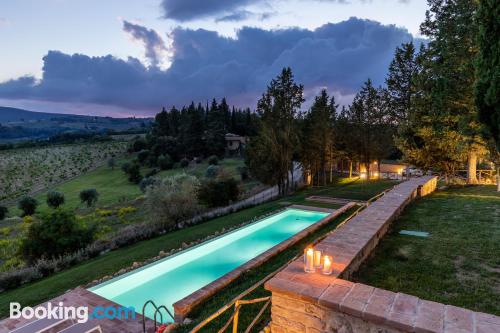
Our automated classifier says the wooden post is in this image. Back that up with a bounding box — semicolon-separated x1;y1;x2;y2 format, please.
232;302;240;333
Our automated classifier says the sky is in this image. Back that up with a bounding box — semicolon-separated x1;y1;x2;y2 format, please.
0;0;429;117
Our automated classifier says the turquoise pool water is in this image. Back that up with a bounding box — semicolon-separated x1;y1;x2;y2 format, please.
89;208;328;320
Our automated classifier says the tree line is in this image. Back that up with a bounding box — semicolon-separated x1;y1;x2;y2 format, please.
128;99;259;170
247;0;500;192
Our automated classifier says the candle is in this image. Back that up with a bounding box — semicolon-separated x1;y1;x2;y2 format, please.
313;250;322;269
321;255;333;275
304;247;315;273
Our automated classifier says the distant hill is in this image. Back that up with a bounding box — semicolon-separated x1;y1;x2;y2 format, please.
0;106;152;143
0;107;74;122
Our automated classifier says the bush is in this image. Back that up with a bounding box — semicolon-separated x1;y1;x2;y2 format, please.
0;206;7;220
46;191;65;209
146;168;159;178
208;155;219;165
237;166;250;180
157;154;173;170
205;165;220;179
80;189;99;207
198;178;240;207
18;196;38;216
121;162;131;173
107;157;116;170
139;177;160;193
130;137;147;152
137;149;150;165
145;174;201;229
20;209;97;261
125;162;142;183
180;158;189;168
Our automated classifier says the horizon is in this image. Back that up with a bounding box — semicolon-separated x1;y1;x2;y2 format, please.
0;0;428;118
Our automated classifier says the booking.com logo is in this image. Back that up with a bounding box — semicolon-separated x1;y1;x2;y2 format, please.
10;302;136;323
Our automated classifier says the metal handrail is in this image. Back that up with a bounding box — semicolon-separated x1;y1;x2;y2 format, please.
142;300;162;333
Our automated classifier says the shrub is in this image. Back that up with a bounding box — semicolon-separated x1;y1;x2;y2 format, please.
130;137;147;152
46;191;65;209
157;154;173;170
237;166;250;180
180;158;189;168
139;177;159;193
80;189;99;207
0;206;7;220
208;155;219;165
107;157;116;170
145;174;201;229
18;196;38;216
118;206;137;218
125;162;142;183
20;209;96;261
121;162;131;173
198;178;240;207
205;165;220;179
146;168;159;178
137;149;150;165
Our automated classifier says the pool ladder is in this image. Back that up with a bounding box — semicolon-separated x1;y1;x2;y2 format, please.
142;300;175;333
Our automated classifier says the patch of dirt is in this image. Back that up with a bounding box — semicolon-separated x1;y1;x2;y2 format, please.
480;263;500;274
454;256;481;283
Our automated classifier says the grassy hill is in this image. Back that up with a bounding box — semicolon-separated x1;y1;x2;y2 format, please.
0;106;152;142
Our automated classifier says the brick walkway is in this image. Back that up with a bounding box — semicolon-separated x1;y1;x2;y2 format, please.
265;177;500;333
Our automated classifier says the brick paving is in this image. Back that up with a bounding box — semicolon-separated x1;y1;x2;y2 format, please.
265;177;500;333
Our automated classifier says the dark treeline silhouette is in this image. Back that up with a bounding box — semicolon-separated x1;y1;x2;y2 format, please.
128;98;259;169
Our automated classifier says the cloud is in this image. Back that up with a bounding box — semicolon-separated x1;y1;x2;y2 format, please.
122;20;168;68
215;10;276;22
160;0;413;22
161;0;258;22
0;18;419;114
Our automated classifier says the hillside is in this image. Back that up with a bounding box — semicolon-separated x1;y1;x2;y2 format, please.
0;106;152;142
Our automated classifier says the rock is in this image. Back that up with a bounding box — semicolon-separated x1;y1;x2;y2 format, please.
132;262;140;268
182;242;188;249
117;269;126;275
159;250;166;257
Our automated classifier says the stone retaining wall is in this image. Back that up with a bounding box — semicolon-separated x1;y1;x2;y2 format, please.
264;176;499;333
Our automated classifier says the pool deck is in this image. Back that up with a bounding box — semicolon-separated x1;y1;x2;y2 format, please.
172;203;355;322
0;204;354;332
264;176;500;333
0;287;156;333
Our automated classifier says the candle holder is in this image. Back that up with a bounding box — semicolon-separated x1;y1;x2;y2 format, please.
313;250;322;269
304;247;315;273
321;255;333;275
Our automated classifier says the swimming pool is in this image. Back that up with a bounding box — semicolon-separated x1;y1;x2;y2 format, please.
89;208;329;320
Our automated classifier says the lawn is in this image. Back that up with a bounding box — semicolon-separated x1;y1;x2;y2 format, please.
0;178;396;319
353;185;500;316
306;177;399;201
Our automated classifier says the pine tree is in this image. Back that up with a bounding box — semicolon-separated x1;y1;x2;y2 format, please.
247;67;304;195
300;89;337;185
475;0;500;190
385;42;420;125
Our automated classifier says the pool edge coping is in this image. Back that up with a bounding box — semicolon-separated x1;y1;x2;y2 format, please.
172;202;357;322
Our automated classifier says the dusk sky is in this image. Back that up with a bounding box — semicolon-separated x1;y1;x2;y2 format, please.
0;0;428;117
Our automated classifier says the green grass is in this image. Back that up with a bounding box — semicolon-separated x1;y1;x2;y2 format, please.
353;185;500;315
174;208;357;333
306;177;399;201
0;178;394;319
